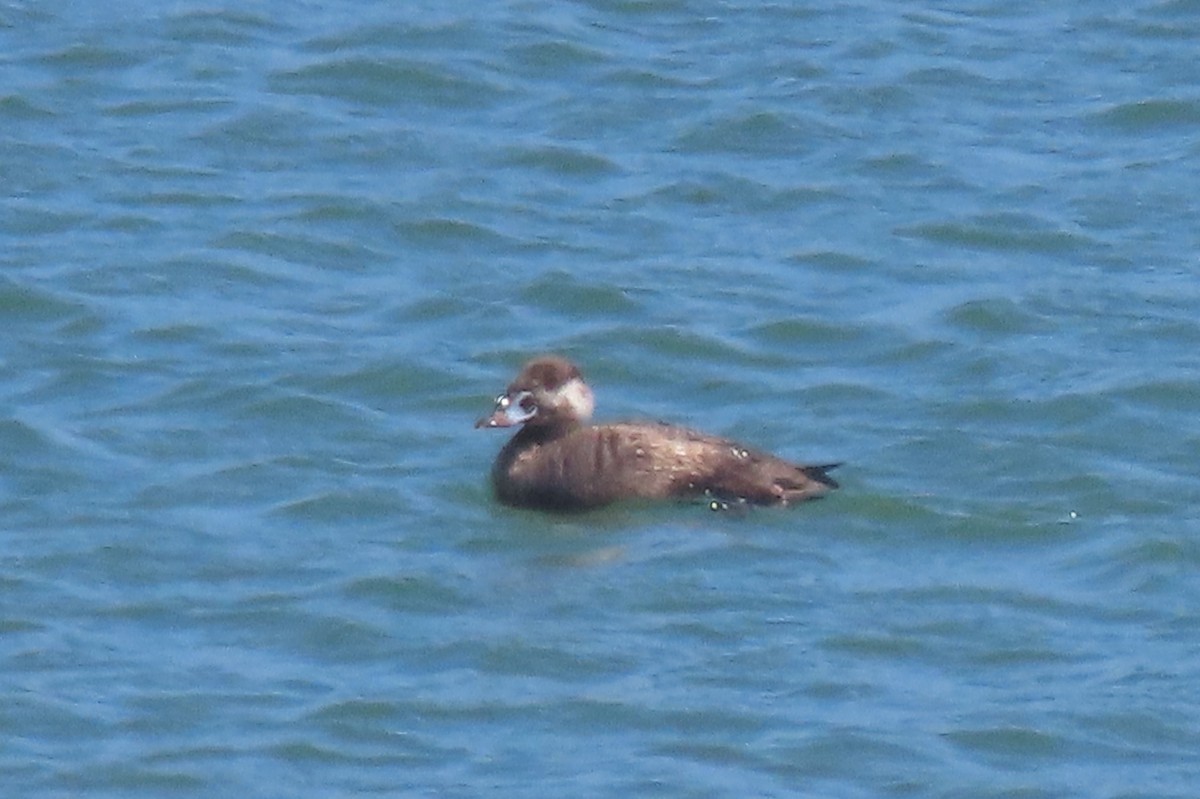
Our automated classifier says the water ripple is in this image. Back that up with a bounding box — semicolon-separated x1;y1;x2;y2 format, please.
4;2;1200;797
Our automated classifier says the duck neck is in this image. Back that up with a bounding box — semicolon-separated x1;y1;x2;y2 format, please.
515;419;579;446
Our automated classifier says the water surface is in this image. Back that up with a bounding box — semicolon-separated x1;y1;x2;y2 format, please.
3;2;1200;797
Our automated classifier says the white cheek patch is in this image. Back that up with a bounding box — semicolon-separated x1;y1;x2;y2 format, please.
500;391;537;424
559;377;594;420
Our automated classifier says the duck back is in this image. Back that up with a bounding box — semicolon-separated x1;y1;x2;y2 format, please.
492;421;838;511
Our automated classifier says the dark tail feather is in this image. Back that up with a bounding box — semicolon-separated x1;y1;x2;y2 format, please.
802;463;841;489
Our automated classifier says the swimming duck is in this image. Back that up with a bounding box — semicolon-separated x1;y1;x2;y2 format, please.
476;355;839;511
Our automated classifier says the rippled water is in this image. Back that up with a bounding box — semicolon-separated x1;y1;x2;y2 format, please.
4;2;1200;797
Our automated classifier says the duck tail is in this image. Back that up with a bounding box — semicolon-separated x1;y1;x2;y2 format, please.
802;463;841;489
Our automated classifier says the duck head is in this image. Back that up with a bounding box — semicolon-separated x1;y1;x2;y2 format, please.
475;355;595;430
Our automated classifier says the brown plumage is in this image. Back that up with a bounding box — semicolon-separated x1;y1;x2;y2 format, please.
476;355;839;511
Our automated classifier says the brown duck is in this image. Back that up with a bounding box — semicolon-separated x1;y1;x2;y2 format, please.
476;355;839;511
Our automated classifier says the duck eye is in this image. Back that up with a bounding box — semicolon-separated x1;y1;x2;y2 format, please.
493;390;538;425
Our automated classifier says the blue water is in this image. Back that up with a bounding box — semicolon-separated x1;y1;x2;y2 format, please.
4;2;1200;796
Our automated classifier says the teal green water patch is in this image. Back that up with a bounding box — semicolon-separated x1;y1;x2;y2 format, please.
269;57;508;110
946;725;1068;766
497;144;620;177
673;110;836;158
212;229;380;271
343;574;475;616
942;296;1054;336
1112;378;1200;414
392;217;522;253
631;324;748;363
506;40;610;76
746;316;871;347
1090;98;1200;131
0;93;56;120
899;213;1091;254
518;269;643;319
644;174;846;214
162;8;284;47
37;41;146;71
0;203;89;236
273;487;413;524
0;276;83;320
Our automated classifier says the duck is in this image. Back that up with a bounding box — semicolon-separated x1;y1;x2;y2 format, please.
475;355;839;511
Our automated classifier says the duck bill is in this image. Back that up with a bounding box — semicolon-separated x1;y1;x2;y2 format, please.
475;408;516;429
